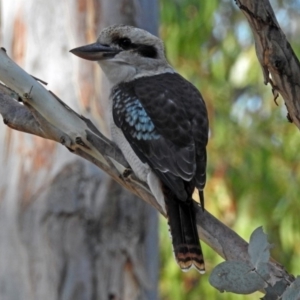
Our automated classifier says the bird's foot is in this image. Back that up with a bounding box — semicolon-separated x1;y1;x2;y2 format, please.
121;168;133;180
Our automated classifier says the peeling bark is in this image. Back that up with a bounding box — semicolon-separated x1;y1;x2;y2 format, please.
236;0;300;127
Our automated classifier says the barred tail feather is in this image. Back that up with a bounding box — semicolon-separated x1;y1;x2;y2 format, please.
164;191;205;273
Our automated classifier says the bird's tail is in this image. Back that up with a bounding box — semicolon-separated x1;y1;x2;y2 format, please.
164;191;205;273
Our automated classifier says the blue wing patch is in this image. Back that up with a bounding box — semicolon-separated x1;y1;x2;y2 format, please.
113;89;160;141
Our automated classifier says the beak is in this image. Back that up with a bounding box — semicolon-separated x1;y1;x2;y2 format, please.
70;42;120;61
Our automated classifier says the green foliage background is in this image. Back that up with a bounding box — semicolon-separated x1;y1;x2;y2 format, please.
159;0;300;298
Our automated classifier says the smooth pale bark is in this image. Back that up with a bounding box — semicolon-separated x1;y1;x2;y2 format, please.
0;0;159;299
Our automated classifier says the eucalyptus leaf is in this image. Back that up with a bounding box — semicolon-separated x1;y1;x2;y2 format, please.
248;227;272;268
209;261;265;294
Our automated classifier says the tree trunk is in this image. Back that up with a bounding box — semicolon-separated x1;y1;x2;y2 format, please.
0;1;158;299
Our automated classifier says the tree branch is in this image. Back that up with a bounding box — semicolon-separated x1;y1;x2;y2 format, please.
236;0;300;128
0;45;293;293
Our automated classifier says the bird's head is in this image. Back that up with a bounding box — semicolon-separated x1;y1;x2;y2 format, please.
70;25;172;85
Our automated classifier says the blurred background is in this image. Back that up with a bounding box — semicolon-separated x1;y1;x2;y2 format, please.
159;0;300;299
0;0;299;299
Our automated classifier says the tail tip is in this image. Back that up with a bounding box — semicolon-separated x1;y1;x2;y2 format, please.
178;260;205;274
175;244;205;274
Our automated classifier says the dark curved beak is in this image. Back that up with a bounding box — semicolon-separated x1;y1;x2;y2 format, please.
70;43;120;61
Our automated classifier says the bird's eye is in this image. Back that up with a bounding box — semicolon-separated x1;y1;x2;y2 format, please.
118;38;132;49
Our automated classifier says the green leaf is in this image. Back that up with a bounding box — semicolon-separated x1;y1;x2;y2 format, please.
209;227;273;295
248;226;272;268
209;261;265;294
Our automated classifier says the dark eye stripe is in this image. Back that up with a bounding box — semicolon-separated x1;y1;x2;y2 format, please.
112;36;158;59
136;45;157;59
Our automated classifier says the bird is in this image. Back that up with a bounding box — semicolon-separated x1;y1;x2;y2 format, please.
70;25;209;273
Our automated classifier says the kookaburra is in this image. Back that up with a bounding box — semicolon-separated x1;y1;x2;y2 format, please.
70;25;209;273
